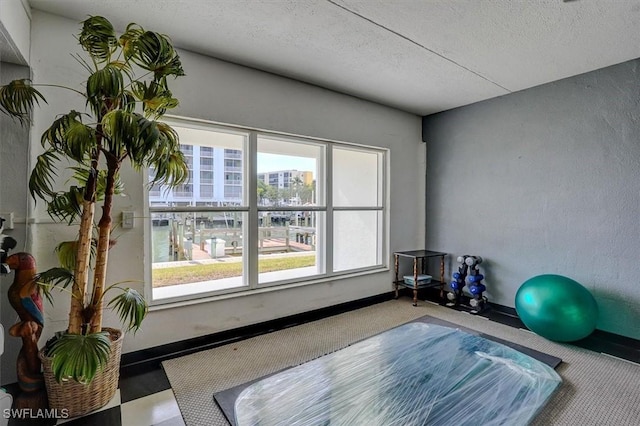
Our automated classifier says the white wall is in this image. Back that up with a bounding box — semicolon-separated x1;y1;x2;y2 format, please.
26;11;424;357
0;0;30;64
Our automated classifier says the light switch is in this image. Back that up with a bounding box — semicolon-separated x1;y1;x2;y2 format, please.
122;211;134;229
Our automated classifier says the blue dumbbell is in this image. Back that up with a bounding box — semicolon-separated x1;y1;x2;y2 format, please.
470;284;486;295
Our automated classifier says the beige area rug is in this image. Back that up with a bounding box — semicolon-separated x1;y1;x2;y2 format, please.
163;299;640;426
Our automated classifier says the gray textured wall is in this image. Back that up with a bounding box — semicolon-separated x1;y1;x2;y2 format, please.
423;58;640;339
1;61;31;384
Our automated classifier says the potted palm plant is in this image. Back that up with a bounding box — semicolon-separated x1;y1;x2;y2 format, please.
0;16;188;416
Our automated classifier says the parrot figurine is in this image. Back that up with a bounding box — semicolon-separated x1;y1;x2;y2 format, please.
5;253;44;330
4;252;45;393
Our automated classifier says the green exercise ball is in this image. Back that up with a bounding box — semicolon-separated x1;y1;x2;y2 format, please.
515;274;598;342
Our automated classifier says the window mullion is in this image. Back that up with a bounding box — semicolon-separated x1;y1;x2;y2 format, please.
325;146;333;275
247;132;259;289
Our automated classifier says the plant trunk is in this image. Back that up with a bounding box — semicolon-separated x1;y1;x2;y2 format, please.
69;137;101;335
69;199;95;335
88;159;119;334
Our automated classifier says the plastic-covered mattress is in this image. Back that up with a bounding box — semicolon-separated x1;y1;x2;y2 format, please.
235;322;561;426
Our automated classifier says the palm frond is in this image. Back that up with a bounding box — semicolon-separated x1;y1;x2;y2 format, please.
86;64;125;117
46;187;84;224
46;332;112;383
38;267;75;305
115;90;137;113
78;16;117;63
125;115;159;165
54;239;98;271
153;55;185;80
107;288;148;333
129;30;180;74
39;266;75;289
29;149;60;202
119;23;144;61
146;122;189;188
0;79;47;124
70;167;124;200
55;241;80;271
131;81;178;117
41;110;96;163
101;109;140;158
107;60;133;77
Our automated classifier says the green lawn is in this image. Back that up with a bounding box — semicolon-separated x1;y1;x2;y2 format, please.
153;255;316;287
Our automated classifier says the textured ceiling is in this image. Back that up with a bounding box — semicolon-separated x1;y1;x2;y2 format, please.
26;0;640;115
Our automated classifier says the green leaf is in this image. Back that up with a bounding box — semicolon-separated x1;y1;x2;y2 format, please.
53;239;98;271
29;150;60;202
153;54;185;80
46;332;112;384
78;16;117;62
0;79;47;124
86;64;125;116
146;122;189;188
119;23;144;60
70;167;124;200
130;30;180;73
56;241;80;271
131;80;179;117
37;267;74;306
101;109;141;158
46;187;84;224
41;110;96;163
108;288;148;333
115;91;137;113
38;266;74;289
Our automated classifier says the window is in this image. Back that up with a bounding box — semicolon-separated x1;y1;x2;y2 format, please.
225;159;241;170
173;183;193;198
147;118;387;304
200;171;213;184
200;157;213;170
257;135;324;284
332;147;384;271
224;185;242;199
200;185;213;198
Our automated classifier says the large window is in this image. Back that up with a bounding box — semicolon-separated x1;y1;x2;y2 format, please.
146;118;387;304
333;148;384;271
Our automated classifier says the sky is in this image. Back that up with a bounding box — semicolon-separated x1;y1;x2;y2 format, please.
257;153;315;175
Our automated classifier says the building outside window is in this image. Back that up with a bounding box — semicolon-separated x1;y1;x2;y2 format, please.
147;118;387;304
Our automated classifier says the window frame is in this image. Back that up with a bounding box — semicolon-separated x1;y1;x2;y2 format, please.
144;116;389;307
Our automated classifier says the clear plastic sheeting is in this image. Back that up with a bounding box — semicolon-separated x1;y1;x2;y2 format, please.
235;323;562;426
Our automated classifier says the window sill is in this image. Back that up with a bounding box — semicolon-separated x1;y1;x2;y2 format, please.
148;266;390;312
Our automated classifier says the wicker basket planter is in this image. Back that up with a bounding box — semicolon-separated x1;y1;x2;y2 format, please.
39;328;123;418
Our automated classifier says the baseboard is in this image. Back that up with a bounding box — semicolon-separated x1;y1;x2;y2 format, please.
120;292;394;377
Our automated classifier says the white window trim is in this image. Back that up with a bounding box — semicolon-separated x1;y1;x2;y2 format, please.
144;115;389;306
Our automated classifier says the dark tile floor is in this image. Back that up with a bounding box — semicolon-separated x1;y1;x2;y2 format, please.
4;367;181;425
